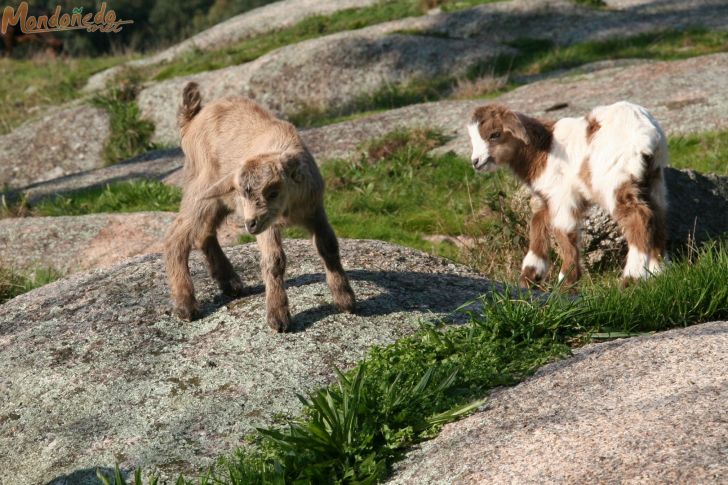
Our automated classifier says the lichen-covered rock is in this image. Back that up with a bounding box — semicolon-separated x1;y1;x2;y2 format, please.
0;240;495;484
388;321;728;484
0;105;110;190
0;212;241;275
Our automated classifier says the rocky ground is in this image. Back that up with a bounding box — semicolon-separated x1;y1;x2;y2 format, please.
0;240;493;484
388;321;728;484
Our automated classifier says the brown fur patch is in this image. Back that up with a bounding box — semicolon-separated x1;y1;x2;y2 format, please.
579;157;592;189
515;115;554;184
528;198;550;260
586;115;601;143
613;179;653;253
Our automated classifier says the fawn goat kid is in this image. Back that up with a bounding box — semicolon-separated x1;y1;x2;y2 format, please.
165;83;355;331
468;101;668;285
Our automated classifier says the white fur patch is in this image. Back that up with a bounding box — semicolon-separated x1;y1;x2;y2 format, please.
522;250;549;277
558;272;565;282
468;122;489;165
623;246;651;279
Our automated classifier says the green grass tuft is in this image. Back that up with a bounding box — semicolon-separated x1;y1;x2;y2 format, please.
92;89;158;166
0;266;61;304
507;28;728;76
669;130;728;174
571;0;606;8
0;55;127;134
320;128;512;261
31;180;182;217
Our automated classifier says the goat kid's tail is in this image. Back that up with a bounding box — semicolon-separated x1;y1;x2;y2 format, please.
178;82;202;131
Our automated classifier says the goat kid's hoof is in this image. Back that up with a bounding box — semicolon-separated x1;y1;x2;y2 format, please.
519;271;543;289
267;308;292;333
220;277;247;298
174;303;200;321
619;276;638;289
334;289;356;314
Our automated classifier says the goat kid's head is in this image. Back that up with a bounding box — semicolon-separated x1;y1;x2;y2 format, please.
468;104;529;172
201;153;306;235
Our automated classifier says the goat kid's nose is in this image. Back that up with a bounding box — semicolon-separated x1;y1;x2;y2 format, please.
471;157;480;167
245;219;258;233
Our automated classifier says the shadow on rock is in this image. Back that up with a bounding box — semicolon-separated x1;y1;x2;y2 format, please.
222;269;496;332
47;466;127;485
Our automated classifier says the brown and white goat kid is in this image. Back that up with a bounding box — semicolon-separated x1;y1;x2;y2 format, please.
165;82;356;331
467;101;668;285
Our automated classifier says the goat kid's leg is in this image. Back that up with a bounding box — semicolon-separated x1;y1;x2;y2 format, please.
550;202;583;285
520;197;551;287
648;201;668;275
165;212;200;321
613;180;656;282
648;170;668;275
199;206;246;297
257;226;291;332
306;208;356;313
553;229;582;285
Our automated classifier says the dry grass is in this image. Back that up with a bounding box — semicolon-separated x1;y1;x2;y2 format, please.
451;74;508;99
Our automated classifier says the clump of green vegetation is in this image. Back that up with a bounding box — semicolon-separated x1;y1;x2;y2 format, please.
289;77;456;128
153;0;501;81
92;87;158;165
31;180;182;217
0;56;126;134
669;130;728;175
116;243;728;484
0;266;61;304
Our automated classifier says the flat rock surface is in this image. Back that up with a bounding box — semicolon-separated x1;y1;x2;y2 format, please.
388;321;728;484
0;212;241;275
0;105;110;190
0;240;494;484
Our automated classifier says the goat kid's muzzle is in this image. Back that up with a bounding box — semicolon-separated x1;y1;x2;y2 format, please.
472;156;496;172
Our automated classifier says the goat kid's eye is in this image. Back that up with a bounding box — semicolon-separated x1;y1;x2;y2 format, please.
489;132;501;141
267;190;279;200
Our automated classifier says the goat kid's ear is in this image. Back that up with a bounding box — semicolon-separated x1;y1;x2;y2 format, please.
200;172;239;200
503;111;529;145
